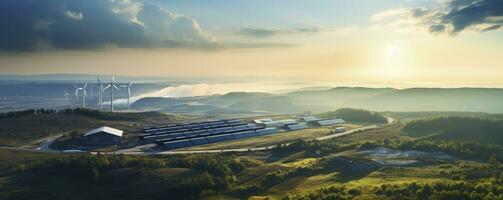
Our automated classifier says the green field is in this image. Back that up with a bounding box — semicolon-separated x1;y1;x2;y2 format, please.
182;124;362;151
0;110;190;147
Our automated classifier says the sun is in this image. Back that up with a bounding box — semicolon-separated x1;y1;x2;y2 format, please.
364;44;414;79
386;45;401;58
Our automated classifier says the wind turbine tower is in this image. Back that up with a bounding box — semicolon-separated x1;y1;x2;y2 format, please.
121;81;134;110
73;83;87;108
64;90;71;108
97;77;106;110
104;76;120;112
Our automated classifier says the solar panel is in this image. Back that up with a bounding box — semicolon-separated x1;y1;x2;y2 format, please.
215;127;234;132
206;134;235;143
193;129;208;134
169;132;188;138
256;127;279;135
286;123;308;131
246;124;259;129
233;125;249;131
226;119;240;123
141;135;158;142
199;132;213;137
232;130;258;139
190;137;209;145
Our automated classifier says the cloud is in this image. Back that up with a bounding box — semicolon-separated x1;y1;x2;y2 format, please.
64;11;83;20
0;0;294;52
441;0;503;33
236;27;321;38
429;24;446;33
372;0;503;35
482;24;503;32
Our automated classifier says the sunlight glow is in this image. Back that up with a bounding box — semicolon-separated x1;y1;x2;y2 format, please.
386;45;401;58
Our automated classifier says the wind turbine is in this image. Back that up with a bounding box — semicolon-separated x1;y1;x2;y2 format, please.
97;77;106;110
90;86;93;101
103;76;120;112
64;90;71;108
73;83;87;108
120;81;134;110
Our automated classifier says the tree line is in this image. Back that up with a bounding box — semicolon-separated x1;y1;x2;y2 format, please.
0;109;56;119
0;108;165;121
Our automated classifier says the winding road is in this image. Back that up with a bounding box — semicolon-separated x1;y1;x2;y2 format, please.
0;134;63;153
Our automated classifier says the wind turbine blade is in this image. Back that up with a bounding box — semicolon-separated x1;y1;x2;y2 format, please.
104;84;111;90
120;85;127;88
83;90;87;96
75;90;79;96
113;84;120;90
129;81;134;87
97;77;101;85
73;84;78;89
83;82;87;89
128;88;131;96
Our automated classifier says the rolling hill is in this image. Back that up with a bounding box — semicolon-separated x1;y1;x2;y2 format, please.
132;87;503;115
403;116;503;145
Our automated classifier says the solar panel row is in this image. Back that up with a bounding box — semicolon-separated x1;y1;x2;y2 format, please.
152;124;261;144
256;128;279;135
315;119;346;126
146;119;241;131
286;123;309;131
141;120;245;137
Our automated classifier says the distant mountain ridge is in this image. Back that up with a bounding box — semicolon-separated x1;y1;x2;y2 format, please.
0;74;184;83
133;87;503;114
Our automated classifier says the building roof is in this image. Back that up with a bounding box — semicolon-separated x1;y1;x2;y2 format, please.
316;119;346;126
286;123;309;131
84;126;123;137
299;116;320;122
262;119;298;127
253;118;273;124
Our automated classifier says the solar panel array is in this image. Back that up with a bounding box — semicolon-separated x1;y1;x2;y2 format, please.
142;119;280;150
315;119;346;126
286;123;309;131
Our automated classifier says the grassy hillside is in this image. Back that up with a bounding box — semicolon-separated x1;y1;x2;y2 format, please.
2;137;503;200
384;111;503;120
319;108;388;124
0;109;181;146
360;88;503;112
1;118;503;200
403;116;503;145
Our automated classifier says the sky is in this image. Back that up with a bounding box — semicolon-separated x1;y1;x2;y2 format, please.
1;0;503;86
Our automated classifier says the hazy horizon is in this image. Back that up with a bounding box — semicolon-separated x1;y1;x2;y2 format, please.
3;73;503;89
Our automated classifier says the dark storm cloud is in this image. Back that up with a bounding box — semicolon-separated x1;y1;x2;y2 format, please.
237;27;321;38
442;0;503;33
0;0;155;51
410;0;503;34
374;0;503;35
0;0;294;52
